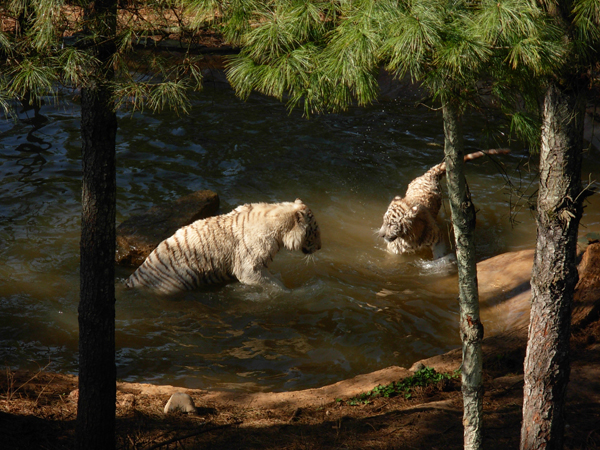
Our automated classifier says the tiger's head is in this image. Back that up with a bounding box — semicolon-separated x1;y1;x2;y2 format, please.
299;206;322;255
378;196;423;245
283;199;322;254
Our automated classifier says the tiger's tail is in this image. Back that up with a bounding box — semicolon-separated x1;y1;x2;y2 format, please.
433;148;511;176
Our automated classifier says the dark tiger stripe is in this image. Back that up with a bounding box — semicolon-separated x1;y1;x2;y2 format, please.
189;223;208;276
146;243;190;291
191;234;209;285
147;257;183;291
205;222;219;279
137;256;181;292
182;226;204;288
163;240;195;290
173;229;200;289
201;222;220;283
165;239;194;287
237;209;253;263
201;220;220;284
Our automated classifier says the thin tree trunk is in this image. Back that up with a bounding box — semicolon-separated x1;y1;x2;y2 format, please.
77;84;117;450
443;98;484;450
520;81;585;450
77;1;118;449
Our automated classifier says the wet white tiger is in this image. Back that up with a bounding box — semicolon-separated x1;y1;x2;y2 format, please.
126;199;321;294
378;149;510;259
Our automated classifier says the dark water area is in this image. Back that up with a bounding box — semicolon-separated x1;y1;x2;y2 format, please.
1;81;599;392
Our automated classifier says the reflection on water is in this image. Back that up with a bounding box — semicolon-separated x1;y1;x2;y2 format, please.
1;82;600;392
5;104;52;187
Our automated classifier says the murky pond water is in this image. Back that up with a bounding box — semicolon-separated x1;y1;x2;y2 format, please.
1;81;599;392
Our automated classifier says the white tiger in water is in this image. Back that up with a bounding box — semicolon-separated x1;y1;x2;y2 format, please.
379;149;510;259
126;199;321;294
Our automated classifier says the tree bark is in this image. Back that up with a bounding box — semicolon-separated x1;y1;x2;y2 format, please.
520;81;585;450
76;1;118;449
77;88;117;449
443;98;484;450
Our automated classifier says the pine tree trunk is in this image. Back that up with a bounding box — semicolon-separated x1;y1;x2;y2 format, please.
76;1;118;449
520;81;585;450
443;98;484;450
77;84;117;450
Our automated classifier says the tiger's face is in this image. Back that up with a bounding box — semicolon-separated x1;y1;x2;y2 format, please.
282;199;322;254
378;196;420;244
300;208;322;254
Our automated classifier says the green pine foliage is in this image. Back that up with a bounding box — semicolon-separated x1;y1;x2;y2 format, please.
317;1;382;112
0;0;204;116
572;0;600;64
0;28;12;115
186;0;598;148
7;57;58;100
188;0;491;116
472;0;599;151
3;0;597;121
186;0;269;45
1;1;58;108
203;0;340;114
379;0;446;82
27;0;64;51
58;47;101;89
474;0;566;77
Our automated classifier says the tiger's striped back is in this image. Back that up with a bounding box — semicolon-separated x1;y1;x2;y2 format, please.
126;199;321;294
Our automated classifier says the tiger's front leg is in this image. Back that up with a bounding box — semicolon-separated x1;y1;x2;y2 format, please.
237;266;288;291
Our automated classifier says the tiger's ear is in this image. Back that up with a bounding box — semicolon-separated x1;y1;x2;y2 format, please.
294;199;306;223
295;209;307;225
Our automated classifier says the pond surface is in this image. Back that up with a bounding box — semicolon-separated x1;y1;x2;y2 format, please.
1;80;599;393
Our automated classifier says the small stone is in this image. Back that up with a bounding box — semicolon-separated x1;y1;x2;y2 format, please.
119;393;136;409
164;392;197;414
410;361;426;372
68;389;79;402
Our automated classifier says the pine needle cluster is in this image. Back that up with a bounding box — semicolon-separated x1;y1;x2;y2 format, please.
185;0;599;136
1;0;205;117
